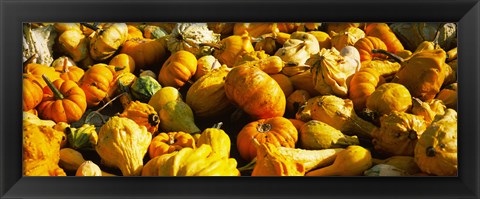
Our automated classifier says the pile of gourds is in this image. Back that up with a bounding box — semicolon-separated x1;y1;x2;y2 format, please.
22;22;458;177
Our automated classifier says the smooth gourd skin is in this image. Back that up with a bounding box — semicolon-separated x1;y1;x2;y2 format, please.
224;65;286;120
306;145;372;176
158;100;201;134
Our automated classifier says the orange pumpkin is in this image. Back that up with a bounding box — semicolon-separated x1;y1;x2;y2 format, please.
24;63;61;88
224;65;286;120
53;57;85;83
148;132;196;159
23;74;43;111
120;38;167;70
158;50;197;88
126;25;144;40
236;116;298;161
78;63;116;107
348;67;384;112
364;23;404;53
37;75;87;123
354;36;388;62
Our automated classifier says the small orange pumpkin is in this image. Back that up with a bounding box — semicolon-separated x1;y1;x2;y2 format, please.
126;25;144;40
236;116;298;161
158;50;197;88
120;38;167;70
148;131;196;159
364;23;404;53
78;63;116;107
119;101;160;135
348;67;384;112
24;63;61;88
23;74;44;111
354;36;388;62
53;57;85;83
37;75;87;123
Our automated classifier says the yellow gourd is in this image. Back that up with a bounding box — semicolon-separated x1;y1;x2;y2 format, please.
196;122;231;158
306;145;372;176
95;116;151;176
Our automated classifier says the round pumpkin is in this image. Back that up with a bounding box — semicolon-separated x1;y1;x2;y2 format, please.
23;74;43;111
348;67;383;112
120;38;167;70
37;75;87;123
53;58;85;83
158;50;197;88
149;131;196;159
224;65;286;120
366;83;412;116
78;63;116;107
236;116;298;161
24;63;61;88
353;36;388;62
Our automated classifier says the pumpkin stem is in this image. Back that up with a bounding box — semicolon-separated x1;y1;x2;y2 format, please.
62;57;70;72
237;157;257;172
199;42;222;50
168;133;176;145
80;23;99;31
42;74;64;100
257;123;272;133
371;49;404;63
212;122;223;129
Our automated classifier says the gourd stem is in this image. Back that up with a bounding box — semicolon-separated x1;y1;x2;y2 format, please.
80;23;99;31
42;74;64;100
212;122;223;129
371;49;404;63
23;53;37;68
335;135;360;147
237;157;257;172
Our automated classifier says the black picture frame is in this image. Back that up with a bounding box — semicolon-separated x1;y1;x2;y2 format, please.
1;0;479;198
